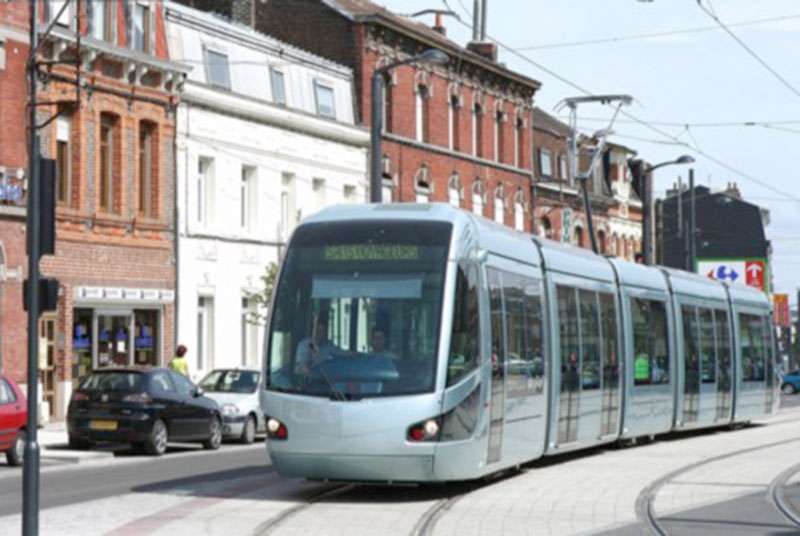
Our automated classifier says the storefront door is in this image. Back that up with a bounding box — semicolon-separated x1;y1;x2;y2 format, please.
95;312;134;368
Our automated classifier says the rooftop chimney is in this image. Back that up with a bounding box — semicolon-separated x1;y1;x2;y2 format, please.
467;0;497;61
432;12;446;35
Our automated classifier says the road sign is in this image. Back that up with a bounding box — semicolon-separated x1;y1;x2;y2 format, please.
773;293;790;327
696;257;769;292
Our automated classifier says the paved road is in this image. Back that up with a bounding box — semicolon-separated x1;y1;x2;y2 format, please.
0;443;269;517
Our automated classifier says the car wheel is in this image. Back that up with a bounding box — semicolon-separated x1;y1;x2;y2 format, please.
203;416;222;450
240;415;256;445
145;420;168;456
68;435;90;450
782;383;797;395
6;429;25;467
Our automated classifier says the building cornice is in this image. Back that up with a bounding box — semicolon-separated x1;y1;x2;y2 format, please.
181;82;370;148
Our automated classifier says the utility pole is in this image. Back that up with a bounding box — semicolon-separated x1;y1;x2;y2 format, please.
688;168;696;272
23;1;41;533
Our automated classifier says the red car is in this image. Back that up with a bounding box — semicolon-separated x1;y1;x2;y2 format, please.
0;374;27;466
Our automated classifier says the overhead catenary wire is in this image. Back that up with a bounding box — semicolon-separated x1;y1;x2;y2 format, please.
697;0;800;100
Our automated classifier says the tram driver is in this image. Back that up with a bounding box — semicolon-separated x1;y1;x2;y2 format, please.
369;328;398;360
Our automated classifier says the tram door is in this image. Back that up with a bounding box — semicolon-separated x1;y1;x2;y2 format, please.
486;268;505;463
714;309;733;421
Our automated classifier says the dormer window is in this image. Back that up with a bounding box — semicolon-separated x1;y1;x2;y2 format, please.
205;48;231;90
270;68;286;106
314;81;336;118
90;0;115;42
133;2;151;53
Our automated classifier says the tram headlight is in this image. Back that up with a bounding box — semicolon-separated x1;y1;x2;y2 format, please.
407;417;442;442
266;417;288;440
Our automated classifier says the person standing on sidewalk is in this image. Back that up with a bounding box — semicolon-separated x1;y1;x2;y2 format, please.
169;344;189;375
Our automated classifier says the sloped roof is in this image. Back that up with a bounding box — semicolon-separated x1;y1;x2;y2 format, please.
323;0;541;91
533;107;572;138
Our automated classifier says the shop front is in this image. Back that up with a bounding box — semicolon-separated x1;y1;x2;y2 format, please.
72;287;174;381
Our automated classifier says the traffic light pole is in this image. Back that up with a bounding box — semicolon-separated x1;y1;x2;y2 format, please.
23;0;41;533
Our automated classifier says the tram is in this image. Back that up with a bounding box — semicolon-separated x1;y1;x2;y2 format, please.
261;204;777;482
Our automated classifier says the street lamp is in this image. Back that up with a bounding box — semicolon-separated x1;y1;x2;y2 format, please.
631;154;695;265
370;49;449;203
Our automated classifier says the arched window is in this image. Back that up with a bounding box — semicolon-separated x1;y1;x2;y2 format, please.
415;84;429;143
540;217;553;239
449;94;460;151
381;74;393;133
472;180;484;216
514;190;525;231
574;225;585;248
493;184;505;224
598;229;606;254
472;102;483;157
611;233;619;256
514;114;524;168
494;109;504;163
448;173;461;207
414;165;431;203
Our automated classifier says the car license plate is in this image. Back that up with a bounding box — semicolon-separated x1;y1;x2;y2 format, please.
89;420;117;431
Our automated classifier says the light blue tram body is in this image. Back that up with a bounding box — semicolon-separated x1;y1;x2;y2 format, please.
262;204;777;482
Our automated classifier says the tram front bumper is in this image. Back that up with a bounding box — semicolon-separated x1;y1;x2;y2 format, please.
269;451;436;482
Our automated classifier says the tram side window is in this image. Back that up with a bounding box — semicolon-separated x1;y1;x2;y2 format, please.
579;290;601;390
505;273;545;397
632;298;670;386
447;263;480;386
699;308;716;383
557;286;580;392
762;315;775;389
716;310;731;387
599;293;619;386
488;268;505;379
681;305;699;389
740;313;766;382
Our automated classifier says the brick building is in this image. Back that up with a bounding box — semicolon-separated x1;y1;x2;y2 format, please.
0;0;188;420
532;107;642;259
179;0;541;231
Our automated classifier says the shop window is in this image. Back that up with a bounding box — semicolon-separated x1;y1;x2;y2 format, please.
134;310;159;366
98;315;130;367
73;309;93;379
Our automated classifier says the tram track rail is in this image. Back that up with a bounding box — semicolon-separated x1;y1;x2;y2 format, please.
635;436;800;535
768;462;800;527
253;482;355;535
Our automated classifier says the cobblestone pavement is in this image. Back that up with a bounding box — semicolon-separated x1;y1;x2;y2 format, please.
2;405;800;535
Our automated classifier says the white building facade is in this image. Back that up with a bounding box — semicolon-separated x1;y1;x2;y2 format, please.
166;2;369;379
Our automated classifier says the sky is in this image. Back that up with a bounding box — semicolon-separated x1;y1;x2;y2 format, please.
380;0;800;305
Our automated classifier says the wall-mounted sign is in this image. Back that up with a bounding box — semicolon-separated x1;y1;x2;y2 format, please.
74;287;175;304
696;257;769;292
773;293;790;327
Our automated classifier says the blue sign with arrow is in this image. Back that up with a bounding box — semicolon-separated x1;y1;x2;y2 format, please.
715;265;739;282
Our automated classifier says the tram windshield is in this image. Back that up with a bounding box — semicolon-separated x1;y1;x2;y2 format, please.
267;220;451;399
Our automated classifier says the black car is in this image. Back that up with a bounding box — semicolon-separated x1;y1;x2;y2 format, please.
67;367;222;456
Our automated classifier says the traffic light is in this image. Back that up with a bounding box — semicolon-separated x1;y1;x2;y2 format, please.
23;278;59;312
26;157;56;259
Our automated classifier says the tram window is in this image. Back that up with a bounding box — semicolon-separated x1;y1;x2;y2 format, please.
488;268;505;379
716;310;731;388
557;286;580;392
505;273;544;397
599;293;619;386
447;263;480;386
763;315;775;389
579;290;601;390
740;313;766;382
682;305;699;390
699;308;716;383
632;298;670;386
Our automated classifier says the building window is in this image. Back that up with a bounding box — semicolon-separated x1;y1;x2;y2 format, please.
0;41;5;71
472;182;484;216
574;226;585;248
514;199;524;231
56;116;71;207
559;154;569;182
415;85;429;143
312;177;326;212
541;217;553;239
134;310;159;366
90;0;115;41
99;113;118;213
494;110;504;163
494;193;504;224
241;298;258;367
314;81;336;118
49;0;72;26
539;149;553;178
133;2;151;53
598;230;607;254
448;95;459;151
197;296;214;371
280;172;297;240
197;157;214;224
416;181;431;203
381;76;392;133
205;48;231;90
472;103;483;157
270;68;286;106
241;166;256;231
448;174;461;207
515;116;524;168
138;121;156;218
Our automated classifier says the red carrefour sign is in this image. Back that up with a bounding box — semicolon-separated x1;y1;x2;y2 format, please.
745;260;765;291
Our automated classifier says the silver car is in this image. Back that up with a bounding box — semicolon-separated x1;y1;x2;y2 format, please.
198;368;265;444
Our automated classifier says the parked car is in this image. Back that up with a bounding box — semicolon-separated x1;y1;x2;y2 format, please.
67;367;222;456
198;368;265;444
781;370;800;395
0;374;27;466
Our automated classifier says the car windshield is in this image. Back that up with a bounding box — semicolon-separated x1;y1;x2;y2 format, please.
79;372;144;392
267;220;451;399
200;370;260;394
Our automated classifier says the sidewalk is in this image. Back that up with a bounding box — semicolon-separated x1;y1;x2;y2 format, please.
37;422;114;464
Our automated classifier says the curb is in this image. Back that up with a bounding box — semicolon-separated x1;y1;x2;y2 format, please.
41;445;115;464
